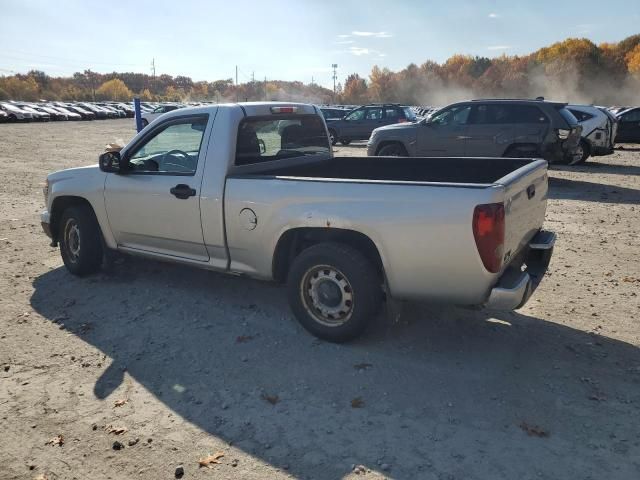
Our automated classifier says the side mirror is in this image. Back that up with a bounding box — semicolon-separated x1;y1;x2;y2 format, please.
99;151;122;173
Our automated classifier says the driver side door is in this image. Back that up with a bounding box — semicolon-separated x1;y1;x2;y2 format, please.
104;114;211;261
416;104;471;156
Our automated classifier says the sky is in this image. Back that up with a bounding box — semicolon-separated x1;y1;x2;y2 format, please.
1;0;639;89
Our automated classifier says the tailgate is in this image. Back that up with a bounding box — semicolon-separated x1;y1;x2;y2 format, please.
498;160;549;268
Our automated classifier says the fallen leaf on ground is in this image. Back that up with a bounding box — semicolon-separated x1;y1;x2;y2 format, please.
261;393;279;405
113;399;128;408
198;452;224;468
33;474;48;480
236;335;253;343
622;276;638;283
45;435;64;446
105;425;128;435
353;363;373;371
519;421;549;437
351;397;365;408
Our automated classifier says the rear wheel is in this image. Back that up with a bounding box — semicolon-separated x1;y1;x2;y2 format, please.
575;140;591;164
287;242;382;343
328;129;338;146
59;205;103;276
377;143;408;156
8;114;17;123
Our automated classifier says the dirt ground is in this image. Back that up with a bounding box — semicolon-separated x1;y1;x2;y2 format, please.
1;118;639;480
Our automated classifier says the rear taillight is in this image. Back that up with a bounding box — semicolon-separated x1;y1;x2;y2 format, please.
472;203;505;273
557;128;570;139
397;118;407;123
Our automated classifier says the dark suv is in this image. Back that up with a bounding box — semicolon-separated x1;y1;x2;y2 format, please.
367;99;583;164
326;104;417;145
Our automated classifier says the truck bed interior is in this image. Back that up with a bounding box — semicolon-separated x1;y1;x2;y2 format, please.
251;156;535;184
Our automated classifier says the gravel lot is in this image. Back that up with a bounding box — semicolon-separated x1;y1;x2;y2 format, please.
1;118;639;480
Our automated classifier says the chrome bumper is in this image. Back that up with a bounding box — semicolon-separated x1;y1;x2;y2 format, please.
485;230;556;310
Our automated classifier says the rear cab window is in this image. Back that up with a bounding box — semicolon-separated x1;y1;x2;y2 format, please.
235;115;330;166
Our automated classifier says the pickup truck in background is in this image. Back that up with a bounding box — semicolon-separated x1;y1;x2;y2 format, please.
41;102;555;342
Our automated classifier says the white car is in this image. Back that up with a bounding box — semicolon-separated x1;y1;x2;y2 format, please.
0;102;33;122
567;105;618;164
140;104;182;127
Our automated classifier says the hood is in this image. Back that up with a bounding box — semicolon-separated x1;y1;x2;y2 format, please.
48;164;102;182
372;122;419;136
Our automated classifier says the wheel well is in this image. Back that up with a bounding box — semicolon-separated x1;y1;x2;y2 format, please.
503;143;540;156
272;227;384;283
375;141;408;156
50;196;94;242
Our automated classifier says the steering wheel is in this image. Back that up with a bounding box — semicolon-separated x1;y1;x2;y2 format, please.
161;149;195;172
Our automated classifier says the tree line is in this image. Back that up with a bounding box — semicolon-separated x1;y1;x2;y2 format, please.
1;35;639;106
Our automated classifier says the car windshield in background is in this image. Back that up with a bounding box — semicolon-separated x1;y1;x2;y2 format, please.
403;107;417;121
235;115;330;166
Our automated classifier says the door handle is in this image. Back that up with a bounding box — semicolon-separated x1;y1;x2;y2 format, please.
170;184;196;199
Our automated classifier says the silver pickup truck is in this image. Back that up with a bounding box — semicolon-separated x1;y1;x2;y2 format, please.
41;102;555;342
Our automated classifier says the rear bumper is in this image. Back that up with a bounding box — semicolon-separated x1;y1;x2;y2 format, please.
485;230;556;310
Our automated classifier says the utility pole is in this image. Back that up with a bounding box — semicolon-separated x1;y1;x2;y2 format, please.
264;76;267;100
235;65;238;102
151;58;156;79
331;64;338;104
251;71;255;83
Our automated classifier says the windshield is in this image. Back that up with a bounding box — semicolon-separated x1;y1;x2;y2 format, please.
235;114;330;166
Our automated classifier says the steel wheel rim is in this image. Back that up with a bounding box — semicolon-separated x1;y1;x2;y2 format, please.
300;265;354;327
64;218;81;263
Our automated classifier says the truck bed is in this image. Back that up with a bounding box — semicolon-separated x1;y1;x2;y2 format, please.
251;156;535;185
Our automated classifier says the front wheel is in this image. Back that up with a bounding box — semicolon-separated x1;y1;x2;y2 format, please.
377;143;408;156
287;242;382;343
59;205;104;276
340;139;352;146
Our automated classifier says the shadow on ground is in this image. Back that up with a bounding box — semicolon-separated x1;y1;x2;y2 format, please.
30;258;640;479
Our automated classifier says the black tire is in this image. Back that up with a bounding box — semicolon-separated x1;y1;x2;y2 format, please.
8;114;17;123
59;205;103;276
340;139;352;146
503;145;539;158
377;143;408;156
287;242;382;343
328;129;338;146
141;118;149;128
576;140;591;164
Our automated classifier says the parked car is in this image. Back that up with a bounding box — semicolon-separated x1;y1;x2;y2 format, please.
97;103;126;118
15;103;50;121
31;105;68;121
615;107;640;143
61;104;95;120
48;105;82;120
0;102;33;121
79;103;108;119
140;104;182;127
0;110;8;123
567;105;618;163
326;104;417;145
367;99;583;164
41;102;555;342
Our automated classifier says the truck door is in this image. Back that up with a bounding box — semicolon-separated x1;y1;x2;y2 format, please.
416;104;470;156
104;114;211;261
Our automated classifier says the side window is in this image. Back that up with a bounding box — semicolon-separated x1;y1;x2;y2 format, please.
511;105;549;124
431;105;471;126
366;108;383;120
127;116;207;174
385;108;400;119
345;108;365;121
622;109;640;122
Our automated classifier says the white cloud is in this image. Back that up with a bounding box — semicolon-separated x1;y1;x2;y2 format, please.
349;46;371;56
487;45;512;51
337;34;351;38
335;40;355;45
351;31;393;38
488;13;499;18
